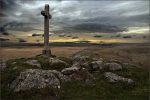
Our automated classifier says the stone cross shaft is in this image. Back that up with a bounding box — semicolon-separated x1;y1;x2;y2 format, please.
41;4;52;56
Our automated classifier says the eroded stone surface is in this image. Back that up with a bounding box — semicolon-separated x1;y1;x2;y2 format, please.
91;60;103;71
69;68;95;84
61;67;80;75
104;62;122;71
49;70;71;83
10;69;70;92
61;65;95;85
104;72;134;84
71;55;90;69
72;55;89;64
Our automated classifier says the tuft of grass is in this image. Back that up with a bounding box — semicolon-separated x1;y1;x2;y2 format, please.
36;56;50;70
1;87;58;100
58;57;73;65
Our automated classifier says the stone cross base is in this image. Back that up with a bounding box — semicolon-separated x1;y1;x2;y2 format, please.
42;49;51;57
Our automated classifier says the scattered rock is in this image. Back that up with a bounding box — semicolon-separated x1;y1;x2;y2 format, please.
25;60;41;68
0;59;7;71
12;62;17;65
108;59;122;64
61;67;80;75
7;55;136;92
72;55;89;64
81;62;90;69
69;68;95;84
71;62;81;68
61;65;95;85
13;66;18;70
104;62;122;71
91;60;103;71
104;72;134;84
71;55;90;69
49;58;69;67
10;69;61;92
49;70;71;83
92;58;103;61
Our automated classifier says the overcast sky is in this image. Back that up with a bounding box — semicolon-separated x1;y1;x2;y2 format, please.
0;0;149;34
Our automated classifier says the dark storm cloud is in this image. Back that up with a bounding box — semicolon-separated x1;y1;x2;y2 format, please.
71;23;127;33
0;0;21;17
0;21;38;34
49;23;127;34
0;0;149;34
0;12;7;17
0;0;19;9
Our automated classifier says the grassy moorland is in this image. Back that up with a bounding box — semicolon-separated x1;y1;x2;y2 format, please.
0;46;87;60
1;43;149;100
1;43;149;69
0;54;149;100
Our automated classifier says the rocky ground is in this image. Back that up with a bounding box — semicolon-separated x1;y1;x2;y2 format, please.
0;53;149;100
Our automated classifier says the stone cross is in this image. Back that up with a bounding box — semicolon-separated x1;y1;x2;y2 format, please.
41;4;52;56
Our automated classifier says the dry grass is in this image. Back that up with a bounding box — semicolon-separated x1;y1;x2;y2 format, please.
0;46;87;60
74;44;149;69
1;44;149;69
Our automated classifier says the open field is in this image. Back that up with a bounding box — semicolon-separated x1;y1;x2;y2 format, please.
0;46;87;60
73;44;150;69
1;43;149;69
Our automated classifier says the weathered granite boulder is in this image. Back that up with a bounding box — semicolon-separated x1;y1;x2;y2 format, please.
104;72;134;84
10;69;70;92
104;62;122;71
108;59;122;64
69;68;95;84
71;55;90;69
71;62;81;68
92;58;103;61
61;67;80;75
0;59;7;71
50;70;71;83
49;58;69;67
91;60;103;71
81;62;90;69
25;60;41;68
61;65;95;85
72;55;89;64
